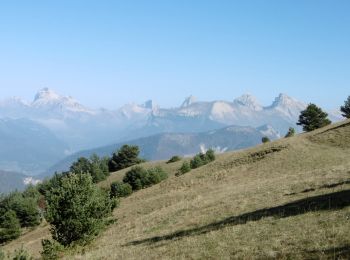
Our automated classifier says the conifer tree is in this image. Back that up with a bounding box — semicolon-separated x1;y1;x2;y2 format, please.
297;103;331;132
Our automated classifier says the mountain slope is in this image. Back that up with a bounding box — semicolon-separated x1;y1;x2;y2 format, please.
3;119;350;259
44;125;275;176
0;170;26;194
0;118;69;174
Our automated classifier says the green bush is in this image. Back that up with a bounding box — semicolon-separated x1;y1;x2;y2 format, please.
167;155;182;164
177;161;191;176
45;173;115;246
0;249;4;260
205;149;216;162
190;149;216;170
297;103;331;132
262;136;270;143
123;166;168;190
108;145;145;172
141;167;168;188
0;209;21;243
122;166;146;191
190;154;204;169
285;127;296;138
0;192;40;228
110;182;133;198
41;239;64;260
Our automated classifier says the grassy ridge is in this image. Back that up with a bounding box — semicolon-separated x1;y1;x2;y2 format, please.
2;119;350;259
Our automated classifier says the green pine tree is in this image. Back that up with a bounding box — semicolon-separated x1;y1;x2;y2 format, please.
297;103;331;132
0;210;21;243
340;96;350;118
45;173;114;246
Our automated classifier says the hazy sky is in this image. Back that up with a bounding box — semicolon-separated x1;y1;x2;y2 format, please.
0;0;349;109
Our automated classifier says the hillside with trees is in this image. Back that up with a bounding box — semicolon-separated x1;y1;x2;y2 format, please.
2;117;350;259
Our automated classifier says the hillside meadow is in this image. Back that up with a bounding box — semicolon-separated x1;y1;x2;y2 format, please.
2;119;350;259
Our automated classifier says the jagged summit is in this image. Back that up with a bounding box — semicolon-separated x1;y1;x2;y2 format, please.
181;95;197;108
31;88;94;115
270;93;302;108
33;88;61;102
233;94;262;110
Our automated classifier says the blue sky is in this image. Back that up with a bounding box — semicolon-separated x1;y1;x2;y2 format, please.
0;0;349;109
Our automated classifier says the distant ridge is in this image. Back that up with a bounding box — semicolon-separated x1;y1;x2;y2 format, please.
0;88;343;175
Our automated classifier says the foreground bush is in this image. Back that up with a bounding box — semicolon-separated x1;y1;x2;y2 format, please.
45;173;115;246
110;182;133;198
123;166;168;190
167;155;182;163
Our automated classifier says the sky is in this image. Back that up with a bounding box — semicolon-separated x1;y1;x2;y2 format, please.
0;0;349;110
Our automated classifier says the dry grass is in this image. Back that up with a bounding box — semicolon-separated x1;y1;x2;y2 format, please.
2;119;350;259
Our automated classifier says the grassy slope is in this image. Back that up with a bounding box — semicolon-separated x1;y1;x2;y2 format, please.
2;119;350;259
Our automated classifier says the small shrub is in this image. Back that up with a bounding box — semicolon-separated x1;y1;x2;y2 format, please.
285;127;296;138
141;167;168;188
0;249;4;260
205;149;216;162
123;166;168;190
189;149;216;170
177;161;191;176
122;166;146;191
262;136;270;143
190;154;204;169
41;239;64;260
12;246;32;260
110;182;133;198
167;155;181;164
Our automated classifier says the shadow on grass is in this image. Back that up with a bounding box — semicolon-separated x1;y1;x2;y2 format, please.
306;245;350;259
125;189;350;246
285;179;350;196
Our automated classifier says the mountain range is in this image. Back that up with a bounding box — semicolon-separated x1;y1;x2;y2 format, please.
0;88;342;177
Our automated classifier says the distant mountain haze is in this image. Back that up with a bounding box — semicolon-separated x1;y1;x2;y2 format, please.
0;88;342;176
44;124;277;177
